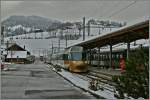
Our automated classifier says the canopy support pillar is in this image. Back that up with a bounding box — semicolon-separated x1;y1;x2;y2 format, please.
127;42;130;59
98;47;101;67
110;44;112;69
89;49;92;65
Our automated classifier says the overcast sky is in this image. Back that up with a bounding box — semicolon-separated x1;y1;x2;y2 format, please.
1;0;150;22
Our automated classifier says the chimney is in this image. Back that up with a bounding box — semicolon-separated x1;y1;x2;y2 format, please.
24;45;25;49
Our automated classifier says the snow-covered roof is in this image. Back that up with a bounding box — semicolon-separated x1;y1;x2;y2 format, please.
98;39;149;52
7;51;27;58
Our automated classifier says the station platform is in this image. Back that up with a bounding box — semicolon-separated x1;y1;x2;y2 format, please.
1;62;95;99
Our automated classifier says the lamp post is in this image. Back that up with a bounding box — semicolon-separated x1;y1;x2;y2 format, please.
83;17;85;41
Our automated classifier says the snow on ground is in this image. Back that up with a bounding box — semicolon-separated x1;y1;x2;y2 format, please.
4;32;97;57
55;69;116;99
51;66;142;99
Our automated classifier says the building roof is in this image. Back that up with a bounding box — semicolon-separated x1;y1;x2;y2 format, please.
6;43;26;51
6;43;30;54
7;51;27;58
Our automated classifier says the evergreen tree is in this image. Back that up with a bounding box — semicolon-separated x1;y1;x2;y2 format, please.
113;48;149;99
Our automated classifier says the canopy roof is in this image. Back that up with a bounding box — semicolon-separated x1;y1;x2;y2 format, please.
68;20;149;49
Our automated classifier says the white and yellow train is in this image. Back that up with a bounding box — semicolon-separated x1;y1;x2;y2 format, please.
48;46;88;72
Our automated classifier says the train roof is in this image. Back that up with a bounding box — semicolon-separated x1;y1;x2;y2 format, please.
65;46;83;53
67;19;149;49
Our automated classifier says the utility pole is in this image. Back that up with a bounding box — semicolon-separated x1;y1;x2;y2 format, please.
52;41;54;54
83;17;85;41
35;32;36;39
66;37;67;48
25;31;27;39
11;45;13;64
58;38;60;53
39;49;40;57
6;41;9;55
98;25;101;35
41;32;43;39
65;29;68;48
87;21;90;36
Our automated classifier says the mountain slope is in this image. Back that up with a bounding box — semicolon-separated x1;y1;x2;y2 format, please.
2;15;61;30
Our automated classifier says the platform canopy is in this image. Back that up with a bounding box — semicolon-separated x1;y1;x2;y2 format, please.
68;20;149;49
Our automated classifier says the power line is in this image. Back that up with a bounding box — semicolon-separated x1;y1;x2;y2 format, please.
107;1;137;18
99;1;122;18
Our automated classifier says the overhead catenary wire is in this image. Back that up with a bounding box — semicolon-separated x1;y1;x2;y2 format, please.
99;1;122;18
107;1;137;18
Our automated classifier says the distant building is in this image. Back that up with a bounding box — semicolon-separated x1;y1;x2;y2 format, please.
4;43;31;64
34;29;43;33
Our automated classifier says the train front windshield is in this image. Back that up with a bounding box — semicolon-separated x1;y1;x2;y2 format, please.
70;52;82;60
68;46;86;61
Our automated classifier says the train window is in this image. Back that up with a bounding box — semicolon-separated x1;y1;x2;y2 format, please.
70;52;82;61
112;55;114;59
119;54;122;58
117;54;119;59
108;54;110;60
103;55;105;60
95;55;97;60
108;55;110;60
96;54;98;60
104;55;106;60
106;54;108;60
94;54;96;60
97;54;99;60
63;54;68;60
102;54;104;60
115;54;117;59
82;52;86;60
100;55;102;60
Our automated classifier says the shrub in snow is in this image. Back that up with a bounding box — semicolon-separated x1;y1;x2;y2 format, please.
89;79;98;91
113;48;149;99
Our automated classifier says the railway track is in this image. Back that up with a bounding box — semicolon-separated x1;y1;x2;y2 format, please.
86;70;116;92
72;73;91;81
87;71;115;85
71;70;117;92
50;63;117;92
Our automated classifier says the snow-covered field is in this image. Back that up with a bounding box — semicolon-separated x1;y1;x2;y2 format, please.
4;30;111;57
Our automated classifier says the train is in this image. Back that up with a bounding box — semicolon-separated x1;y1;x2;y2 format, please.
87;49;127;69
49;46;88;72
47;45;148;73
